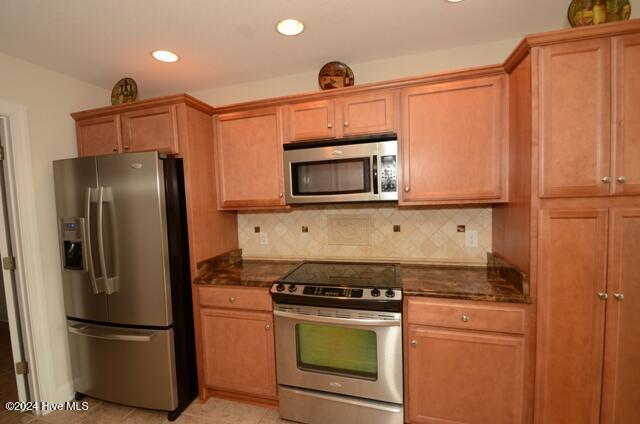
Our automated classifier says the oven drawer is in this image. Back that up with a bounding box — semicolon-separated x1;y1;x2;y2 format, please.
406;297;526;335
198;286;272;312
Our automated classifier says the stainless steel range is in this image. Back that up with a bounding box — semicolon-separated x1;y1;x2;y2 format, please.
270;261;403;424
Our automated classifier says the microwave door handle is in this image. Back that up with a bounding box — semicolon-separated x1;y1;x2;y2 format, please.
84;188;101;294
273;309;400;327
372;155;378;195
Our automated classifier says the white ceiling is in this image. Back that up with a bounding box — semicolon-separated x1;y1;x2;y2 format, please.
0;0;575;96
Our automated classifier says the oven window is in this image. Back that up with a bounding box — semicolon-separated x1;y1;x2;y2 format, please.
295;323;377;380
291;158;371;196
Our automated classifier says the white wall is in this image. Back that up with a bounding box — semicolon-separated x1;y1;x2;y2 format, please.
0;51;109;402
191;37;521;106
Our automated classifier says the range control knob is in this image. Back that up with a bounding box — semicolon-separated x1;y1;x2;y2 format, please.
276;283;285;292
385;289;396;298
288;284;297;293
371;288;381;297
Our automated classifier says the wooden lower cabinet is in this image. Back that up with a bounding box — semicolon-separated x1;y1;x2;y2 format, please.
600;209;640;424
536;209;608;424
536;207;640;424
407;326;525;424
200;307;277;400
406;297;527;424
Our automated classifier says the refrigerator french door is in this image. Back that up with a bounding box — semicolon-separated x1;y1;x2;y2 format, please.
53;152;196;419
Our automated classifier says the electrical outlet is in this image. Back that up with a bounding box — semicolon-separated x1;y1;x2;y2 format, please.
259;232;269;245
465;230;478;248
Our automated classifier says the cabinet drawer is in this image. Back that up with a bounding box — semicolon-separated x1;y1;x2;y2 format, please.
198;286;272;312
407;297;525;335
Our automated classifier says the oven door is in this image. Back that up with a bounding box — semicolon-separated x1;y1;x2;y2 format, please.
273;304;403;404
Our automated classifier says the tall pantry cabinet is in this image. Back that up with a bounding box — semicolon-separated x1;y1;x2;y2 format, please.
495;23;640;424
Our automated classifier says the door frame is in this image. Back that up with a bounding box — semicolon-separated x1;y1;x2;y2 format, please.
0;99;52;406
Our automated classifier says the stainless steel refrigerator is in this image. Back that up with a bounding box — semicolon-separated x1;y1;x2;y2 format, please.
53;152;197;420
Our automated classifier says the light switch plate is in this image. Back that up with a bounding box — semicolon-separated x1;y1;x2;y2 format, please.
259;233;269;245
465;230;478;248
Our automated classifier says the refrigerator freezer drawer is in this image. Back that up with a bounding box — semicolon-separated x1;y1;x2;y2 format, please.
67;320;178;411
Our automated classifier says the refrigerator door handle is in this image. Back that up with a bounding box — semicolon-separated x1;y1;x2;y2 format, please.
68;324;154;342
84;187;101;294
96;186;112;294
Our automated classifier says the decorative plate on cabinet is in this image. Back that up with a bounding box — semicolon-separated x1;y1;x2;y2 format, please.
111;77;138;105
568;0;631;27
318;62;354;90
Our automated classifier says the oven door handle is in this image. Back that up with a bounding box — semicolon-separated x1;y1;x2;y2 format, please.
273;309;401;327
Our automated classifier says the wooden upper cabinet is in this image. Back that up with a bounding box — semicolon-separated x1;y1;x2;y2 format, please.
601;209;640;424
538;39;612;198
76;115;122;157
285;90;397;142
339;90;395;137
120;105;180;154
285;99;335;142
407;326;524;424
612;34;640;196
214;107;285;209
536;209;609;424
200;307;277;399
400;75;507;204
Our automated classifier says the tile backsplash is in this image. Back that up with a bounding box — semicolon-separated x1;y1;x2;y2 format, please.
238;204;492;265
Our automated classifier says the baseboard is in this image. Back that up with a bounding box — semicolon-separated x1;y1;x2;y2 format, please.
202;387;278;409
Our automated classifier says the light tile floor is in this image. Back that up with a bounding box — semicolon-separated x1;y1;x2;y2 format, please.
0;397;295;424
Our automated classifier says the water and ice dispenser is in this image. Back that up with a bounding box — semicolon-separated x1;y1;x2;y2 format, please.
60;218;87;271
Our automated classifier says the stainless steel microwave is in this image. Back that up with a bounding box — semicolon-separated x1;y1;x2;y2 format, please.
283;136;398;204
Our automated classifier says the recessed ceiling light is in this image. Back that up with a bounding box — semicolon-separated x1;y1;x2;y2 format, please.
151;50;179;63
276;18;304;36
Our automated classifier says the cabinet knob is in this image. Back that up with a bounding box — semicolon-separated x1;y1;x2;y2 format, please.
344;121;349;127
228;296;236;303
112;147;118;152
279;193;283;198
613;293;625;301
602;176;612;183
404;187;410;193
410;340;417;347
327;123;333;129
461;314;470;323
265;324;271;331
617;176;627;184
597;292;608;300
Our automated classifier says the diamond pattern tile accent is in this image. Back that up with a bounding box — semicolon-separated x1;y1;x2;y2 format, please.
237;204;492;264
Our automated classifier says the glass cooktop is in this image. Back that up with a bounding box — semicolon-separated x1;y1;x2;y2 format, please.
278;261;400;289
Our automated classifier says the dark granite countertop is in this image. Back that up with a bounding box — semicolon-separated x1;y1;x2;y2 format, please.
194;250;530;304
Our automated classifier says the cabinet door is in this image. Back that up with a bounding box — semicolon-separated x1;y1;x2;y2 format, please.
612;35;640;196
215;107;285;209
76;115;122;157
536;209;608;424
285;99;335;142
400;76;506;203
538;39;611;198
407;326;524;424
200;308;277;399
340;90;395;137
601;209;640;424
121;105;180;154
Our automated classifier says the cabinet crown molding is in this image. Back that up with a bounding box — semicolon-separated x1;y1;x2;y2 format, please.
71;93;214;120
